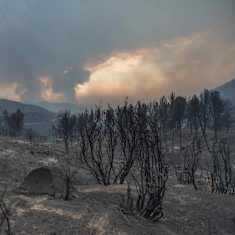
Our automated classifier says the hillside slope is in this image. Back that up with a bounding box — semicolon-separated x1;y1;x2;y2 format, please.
0;99;55;135
37;101;84;114
0;99;55;122
215;78;235;103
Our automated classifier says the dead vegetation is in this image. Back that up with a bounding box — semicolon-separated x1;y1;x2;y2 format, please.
0;90;235;234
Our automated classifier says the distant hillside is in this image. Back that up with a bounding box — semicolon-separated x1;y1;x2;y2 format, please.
215;78;235;103
0;99;55;122
0;99;55;135
37;101;84;114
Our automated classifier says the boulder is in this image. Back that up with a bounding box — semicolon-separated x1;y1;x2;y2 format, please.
20;167;64;196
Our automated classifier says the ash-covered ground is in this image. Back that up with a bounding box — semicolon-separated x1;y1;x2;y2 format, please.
0;138;235;235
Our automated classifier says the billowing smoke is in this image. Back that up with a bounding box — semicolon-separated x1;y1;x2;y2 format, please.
39;75;65;102
75;32;235;105
0;0;234;103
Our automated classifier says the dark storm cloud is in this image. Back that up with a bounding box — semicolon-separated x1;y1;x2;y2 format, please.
0;0;234;102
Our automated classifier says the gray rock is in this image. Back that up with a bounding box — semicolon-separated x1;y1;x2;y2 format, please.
19;167;64;196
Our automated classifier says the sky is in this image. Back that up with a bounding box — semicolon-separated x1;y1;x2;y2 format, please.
0;0;234;104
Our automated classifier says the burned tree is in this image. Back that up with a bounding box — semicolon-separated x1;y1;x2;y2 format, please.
158;96;170;149
209;140;234;194
114;102;139;184
58;154;77;201
0;189;12;235
191;90;235;193
198;89;211;152
54;111;77;154
187;95;200;136
169;92;176;150
77;102;153;186
77;107;119;185
181;137;201;190
172;96;187;150
122;102;168;222
209;91;225;142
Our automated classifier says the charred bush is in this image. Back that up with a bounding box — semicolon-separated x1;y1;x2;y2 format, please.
122;102;168;222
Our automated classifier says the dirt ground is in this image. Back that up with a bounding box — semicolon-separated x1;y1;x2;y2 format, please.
0;138;235;235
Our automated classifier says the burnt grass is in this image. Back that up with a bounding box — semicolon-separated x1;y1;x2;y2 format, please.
0;138;235;235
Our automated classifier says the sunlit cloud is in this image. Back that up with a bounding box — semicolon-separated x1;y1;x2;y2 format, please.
75;50;167;104
0;82;26;101
74;32;235;105
39;75;65;102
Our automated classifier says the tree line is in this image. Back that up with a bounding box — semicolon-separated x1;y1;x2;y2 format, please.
1;109;24;137
53;89;234;221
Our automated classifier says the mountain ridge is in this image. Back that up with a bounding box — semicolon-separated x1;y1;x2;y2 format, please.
0;99;56;135
215;78;235;103
0;98;55;122
35;101;84;114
